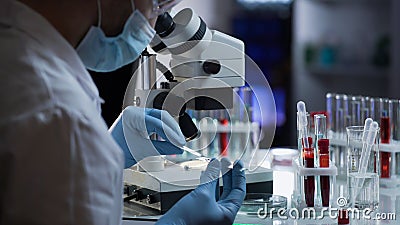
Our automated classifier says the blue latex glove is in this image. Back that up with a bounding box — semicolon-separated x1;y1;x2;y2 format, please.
110;106;185;168
156;158;246;225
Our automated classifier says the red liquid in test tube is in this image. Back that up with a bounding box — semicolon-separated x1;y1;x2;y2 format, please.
301;137;313;164
338;209;349;224
303;146;315;207
219;119;229;156
318;139;330;207
380;116;390;178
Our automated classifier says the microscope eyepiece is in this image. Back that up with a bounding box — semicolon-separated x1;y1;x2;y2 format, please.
155;12;176;38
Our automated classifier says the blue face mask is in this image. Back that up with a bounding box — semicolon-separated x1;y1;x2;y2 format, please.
76;2;156;72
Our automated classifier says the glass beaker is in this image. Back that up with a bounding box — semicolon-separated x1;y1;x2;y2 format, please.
346;126;380;210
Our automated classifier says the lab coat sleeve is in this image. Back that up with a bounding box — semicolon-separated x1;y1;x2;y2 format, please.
0;105;124;225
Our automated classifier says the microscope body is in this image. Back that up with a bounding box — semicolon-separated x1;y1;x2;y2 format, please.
124;8;246;140
127;10;245;105
170;29;245;89
122;8;274;215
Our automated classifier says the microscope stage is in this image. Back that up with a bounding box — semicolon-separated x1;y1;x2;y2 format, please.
123;161;273;193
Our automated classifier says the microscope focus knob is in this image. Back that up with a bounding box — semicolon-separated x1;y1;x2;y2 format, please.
153;92;186;117
203;60;221;75
179;113;200;141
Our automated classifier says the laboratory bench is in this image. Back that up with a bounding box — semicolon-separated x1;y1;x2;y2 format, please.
122;187;399;225
122;149;400;225
122;186;400;225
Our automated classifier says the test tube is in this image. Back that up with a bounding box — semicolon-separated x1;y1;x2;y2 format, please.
343;95;351;133
241;87;253;122
380;98;391;178
197;110;209;156
297;112;311;164
240;87;254;156
380;98;388;118
361;96;369;124
388;100;395;141
219;111;229;157
351;96;362;126
392;99;400;141
393;100;400;175
211;110;221;158
319;139;330;207
229;88;241;123
314;114;327;207
335;95;344;139
303;146;315;207
326;93;336;138
314;114;327;166
230;88;242;159
334;95;348;175
379;98;390;143
370;97;378;122
388;99;398;177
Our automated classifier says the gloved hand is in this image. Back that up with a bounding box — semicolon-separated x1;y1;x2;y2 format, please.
110;106;185;168
156;158;246;225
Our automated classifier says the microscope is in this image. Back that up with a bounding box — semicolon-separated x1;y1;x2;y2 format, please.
122;8;273;215
124;8;245;141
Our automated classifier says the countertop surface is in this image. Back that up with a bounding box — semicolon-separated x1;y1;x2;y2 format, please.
122;149;400;224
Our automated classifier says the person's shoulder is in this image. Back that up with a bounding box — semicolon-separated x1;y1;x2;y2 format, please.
0;28;97;124
0;23;50;85
0;23;42;62
0;28;53;119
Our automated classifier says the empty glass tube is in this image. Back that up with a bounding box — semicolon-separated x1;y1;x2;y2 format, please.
351;95;362;126
343;95;351;134
326;93;336;138
361;96;369;125
335;94;345;139
370;97;379;122
314;114;327;166
393;100;400;175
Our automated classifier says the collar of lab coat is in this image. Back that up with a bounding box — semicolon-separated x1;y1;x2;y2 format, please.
0;0;105;112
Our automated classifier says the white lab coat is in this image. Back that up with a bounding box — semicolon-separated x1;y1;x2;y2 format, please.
0;0;124;224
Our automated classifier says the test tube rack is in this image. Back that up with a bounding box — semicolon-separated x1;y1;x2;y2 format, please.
291;158;338;211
